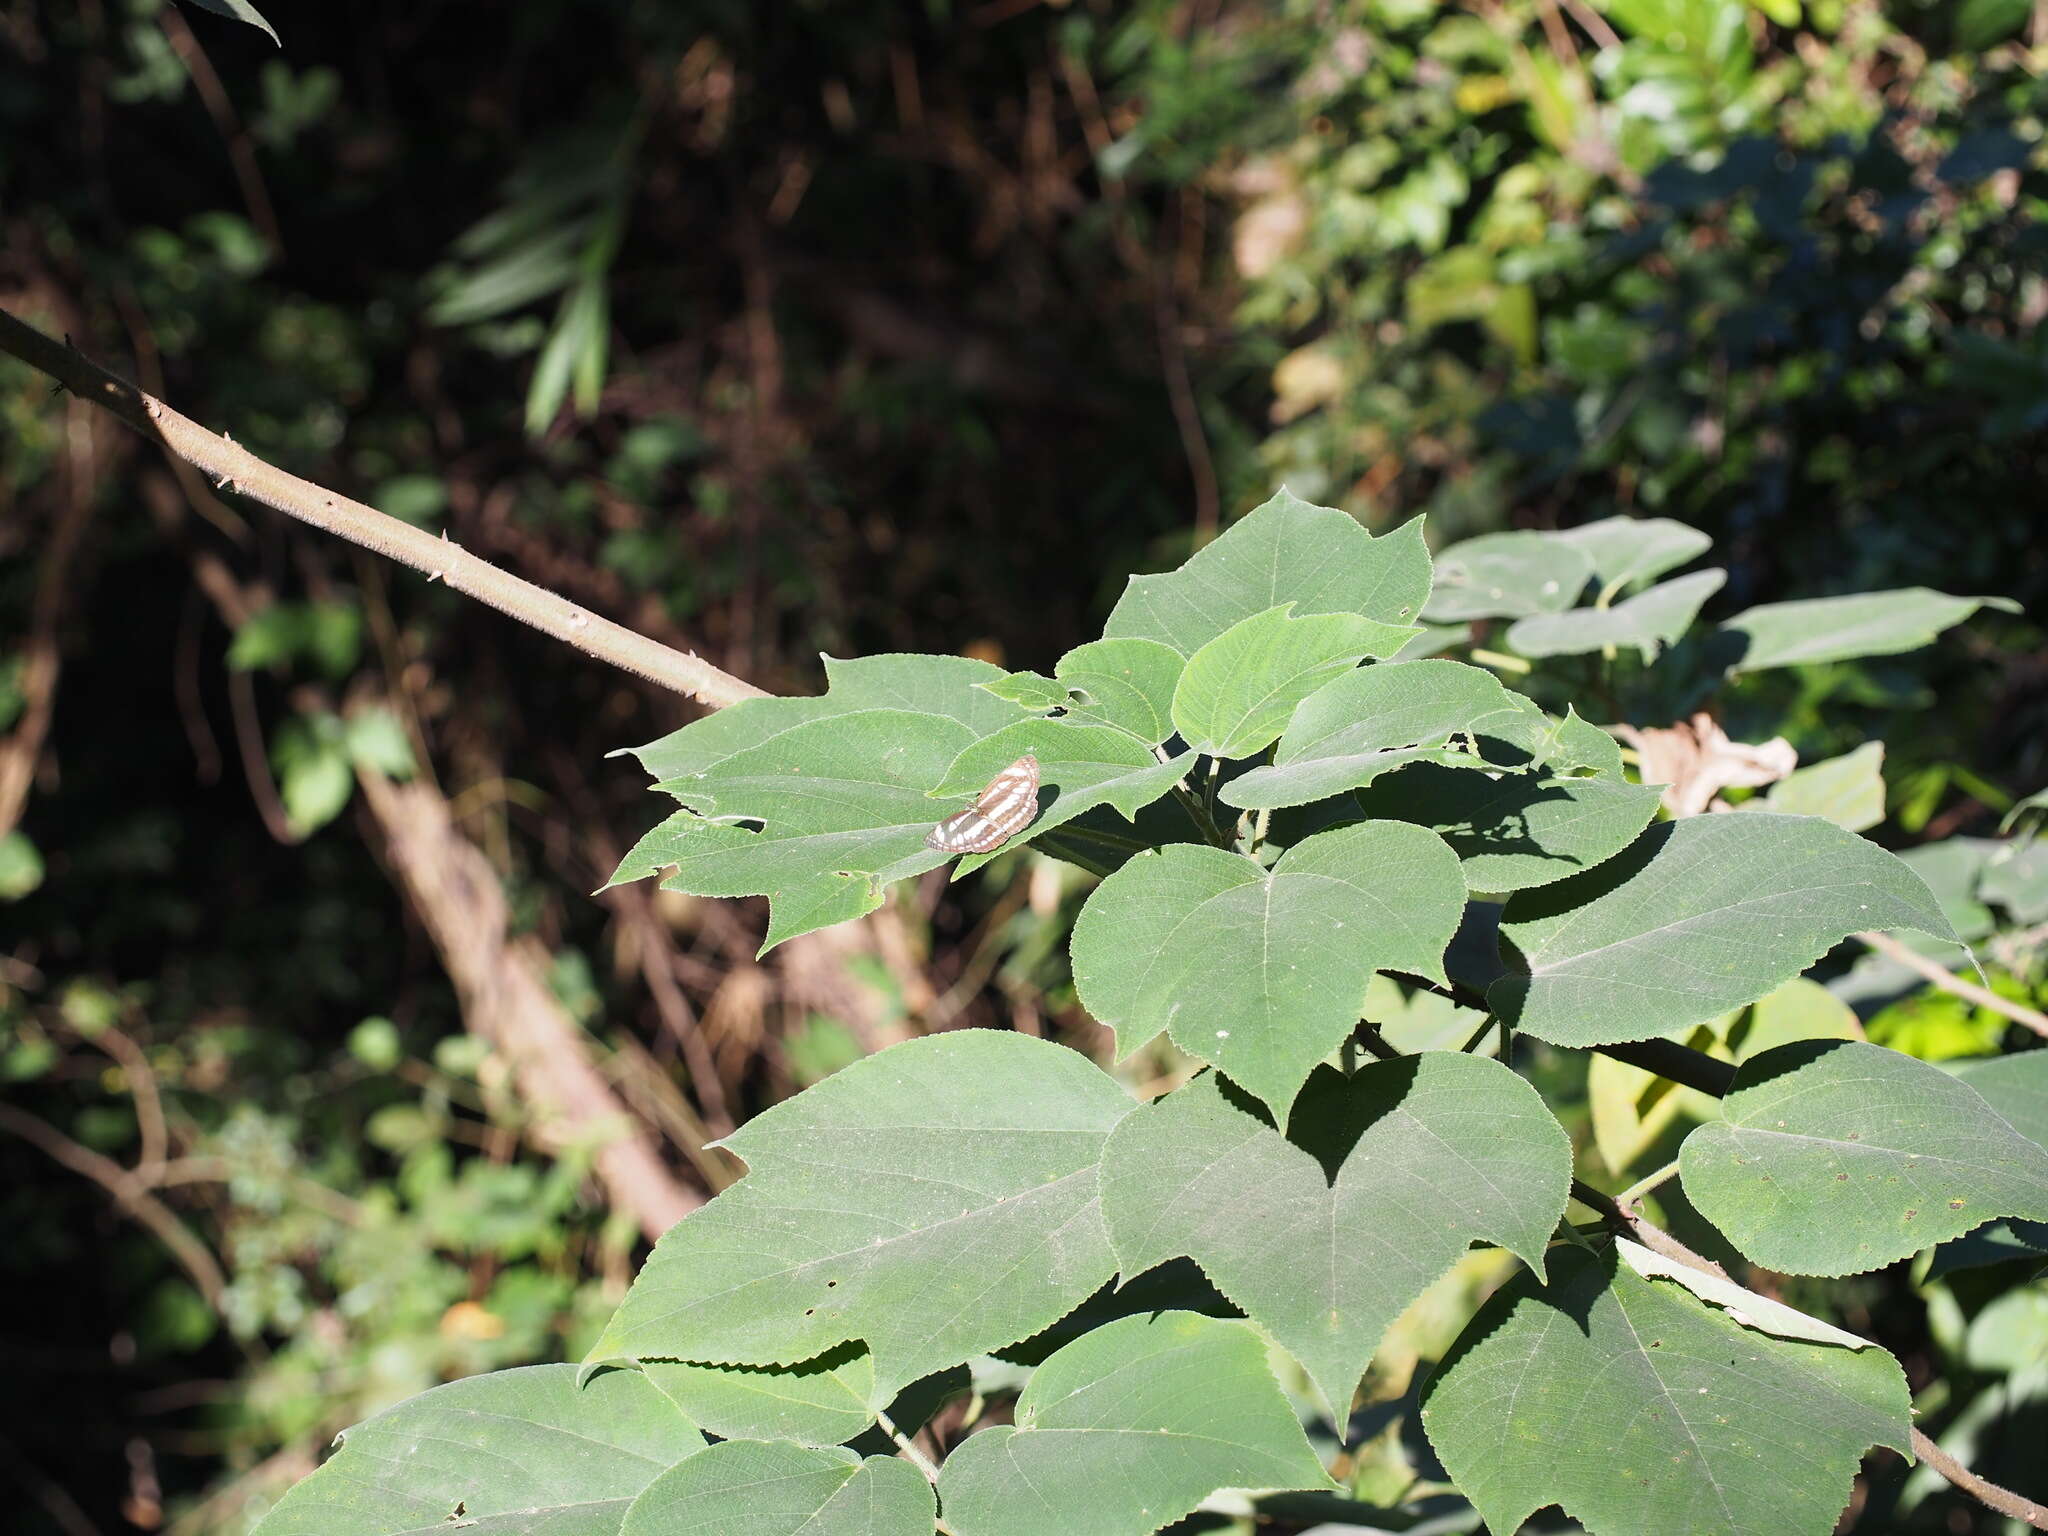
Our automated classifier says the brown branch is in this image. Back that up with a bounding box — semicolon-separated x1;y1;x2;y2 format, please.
1857;929;2048;1040
1570;1176;1729;1280
0;1102;227;1309
0;308;764;709
356;765;703;1241
1911;1428;2048;1529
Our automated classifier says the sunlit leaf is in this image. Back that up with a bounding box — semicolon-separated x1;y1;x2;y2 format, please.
1681;1039;2048;1274
1098;1058;1568;1415
1072;821;1466;1112
621;1441;932;1536
643;1347;875;1446
251;1365;705;1535
1219;659;1531;812
1743;741;1884;831
586;1033;1133;1398
1422;1247;1910;1536
1491;813;1956;1048
1054;636;1186;744
1172;604;1413;759
1422;531;1592;622
936;1313;1333;1536
1352;762;1663;892
1721;589;2020;673
1505;568;1725;662
1104;488;1430;658
1554;516;1713;592
177;0;279;44
1613;1238;1873;1351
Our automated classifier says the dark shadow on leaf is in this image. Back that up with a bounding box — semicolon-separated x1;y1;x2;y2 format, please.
995;1258;1241;1366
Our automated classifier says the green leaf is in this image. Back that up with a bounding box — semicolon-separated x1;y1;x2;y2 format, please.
929;719;1194;876
585;1033;1132;1398
1743;741;1884;832
977;670;1069;712
250;1365;705;1535
1098;1058;1569;1416
1352;762;1664;893
1981;839;2048;923
345;709;416;779
1680;1039;2048;1275
1529;704;1627;778
935;1313;1333;1536
1491;813;1957;1048
1071;821;1466;1112
1172;604;1414;760
614;657;1041;949
1421;1247;1910;1536
1720;589;2021;673
1054;637;1186;744
1504;568;1725;662
621;1441;932;1536
177;0;279;44
0;830;44;901
1219;658;1531;812
1554;516;1713;592
643;1347;875;1446
278;742;354;837
1104;488;1430;659
1953;1052;2048;1150
629;654;1032;784
1421;531;1593;622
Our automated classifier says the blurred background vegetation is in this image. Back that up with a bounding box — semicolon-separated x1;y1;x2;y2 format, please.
2;0;2045;1531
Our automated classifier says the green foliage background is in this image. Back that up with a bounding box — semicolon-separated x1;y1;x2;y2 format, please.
2;0;2046;1531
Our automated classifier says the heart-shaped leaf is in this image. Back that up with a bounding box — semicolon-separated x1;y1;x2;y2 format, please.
621;1441;933;1536
586;1032;1134;1398
251;1365;705;1535
1104;487;1430;659
1072;821;1466;1112
1172;604;1415;760
1422;1247;1910;1536
1554;515;1712;592
1505;568;1726;662
1490;813;1957;1048
1352;762;1664;893
1680;1039;2048;1275
1219;659;1532;812
1099;1057;1569;1415
929;718;1196;875
1055;637;1187;744
1720;589;2021;673
936;1313;1333;1536
1422;531;1593;621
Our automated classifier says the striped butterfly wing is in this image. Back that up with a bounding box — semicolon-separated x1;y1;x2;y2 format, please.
926;754;1040;855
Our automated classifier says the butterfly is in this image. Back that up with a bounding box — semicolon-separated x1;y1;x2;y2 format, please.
926;754;1040;855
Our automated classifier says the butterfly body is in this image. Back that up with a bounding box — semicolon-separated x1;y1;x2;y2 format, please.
927;754;1040;854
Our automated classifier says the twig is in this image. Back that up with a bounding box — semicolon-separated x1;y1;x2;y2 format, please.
1911;1427;2048;1530
875;1406;941;1484
74;1020;168;1181
1593;1037;1736;1098
150;1156;367;1226
0;1102;228;1308
0;309;764;709
1857;929;2048;1040
1570;1177;1729;1281
1612;1158;1681;1212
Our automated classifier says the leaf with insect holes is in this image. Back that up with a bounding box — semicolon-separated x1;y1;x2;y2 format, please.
1104;487;1430;659
1421;1246;1910;1536
1679;1039;2048;1276
610;655;1040;951
249;1365;705;1535
1505;569;1726;662
1071;821;1467;1113
1219;658;1537;811
1171;604;1414;760
930;719;1195;876
1489;813;1957;1048
1422;531;1593;621
1099;1058;1569;1416
1720;588;2021;673
1054;636;1187;744
935;1313;1333;1536
585;1032;1134;1399
621;1441;933;1536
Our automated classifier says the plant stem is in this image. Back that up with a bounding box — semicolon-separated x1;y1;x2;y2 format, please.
875;1407;941;1484
1457;1014;1498;1053
1856;929;2048;1040
1594;1036;1735;1097
1612;1158;1681;1210
0;308;763;709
